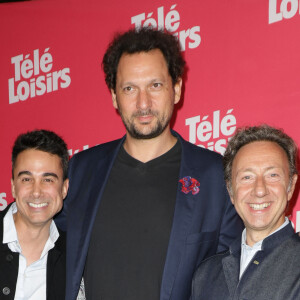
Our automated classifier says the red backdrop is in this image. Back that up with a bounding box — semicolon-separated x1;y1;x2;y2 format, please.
1;0;299;230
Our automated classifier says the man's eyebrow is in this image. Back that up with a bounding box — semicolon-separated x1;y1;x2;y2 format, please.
42;172;59;179
17;171;32;177
150;78;166;83
17;171;59;179
237;166;277;174
236;168;254;174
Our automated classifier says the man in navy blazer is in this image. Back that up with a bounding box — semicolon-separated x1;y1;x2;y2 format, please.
56;28;243;300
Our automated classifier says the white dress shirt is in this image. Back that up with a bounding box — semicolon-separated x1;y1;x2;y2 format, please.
239;217;289;279
2;203;59;300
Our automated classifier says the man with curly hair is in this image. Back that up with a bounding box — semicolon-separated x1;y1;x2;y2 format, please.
56;28;242;300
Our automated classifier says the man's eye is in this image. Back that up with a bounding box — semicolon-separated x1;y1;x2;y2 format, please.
267;173;280;181
44;178;54;183
242;175;251;180
153;82;162;88
124;86;133;92
21;177;31;182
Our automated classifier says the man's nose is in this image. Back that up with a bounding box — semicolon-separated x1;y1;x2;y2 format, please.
136;89;151;110
252;176;269;198
32;181;42;198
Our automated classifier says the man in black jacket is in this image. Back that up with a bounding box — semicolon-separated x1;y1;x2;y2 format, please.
0;130;69;299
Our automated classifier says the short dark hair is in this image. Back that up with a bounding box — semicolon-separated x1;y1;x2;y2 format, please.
12;130;69;180
223;125;298;191
102;27;185;92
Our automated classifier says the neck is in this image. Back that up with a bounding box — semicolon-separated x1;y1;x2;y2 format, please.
245;218;286;247
124;129;177;162
14;214;51;265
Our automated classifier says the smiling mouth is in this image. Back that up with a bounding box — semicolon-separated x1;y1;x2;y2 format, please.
249;203;271;210
28;203;48;208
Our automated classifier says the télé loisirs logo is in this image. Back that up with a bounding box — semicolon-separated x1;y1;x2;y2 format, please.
8;47;71;104
131;4;201;51
185;109;237;155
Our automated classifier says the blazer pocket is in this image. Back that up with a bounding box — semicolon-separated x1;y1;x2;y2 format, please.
186;231;217;245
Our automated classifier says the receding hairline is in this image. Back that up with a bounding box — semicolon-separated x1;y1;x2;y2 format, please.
232;140;291;169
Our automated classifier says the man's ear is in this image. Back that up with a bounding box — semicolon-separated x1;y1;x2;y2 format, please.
287;174;298;201
227;184;235;205
111;89;118;109
62;179;69;199
174;78;182;105
11;178;16;199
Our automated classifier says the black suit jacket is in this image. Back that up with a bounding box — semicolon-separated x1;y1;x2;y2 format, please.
0;204;66;299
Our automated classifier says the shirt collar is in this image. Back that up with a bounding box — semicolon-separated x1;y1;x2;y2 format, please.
41;219;59;258
3;202;18;244
241;217;290;250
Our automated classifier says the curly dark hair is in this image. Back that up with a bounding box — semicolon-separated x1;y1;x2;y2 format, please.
12;129;69;180
223;125;298;192
102;28;185;92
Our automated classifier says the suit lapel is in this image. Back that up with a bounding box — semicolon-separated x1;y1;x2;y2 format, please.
68;138;124;299
160;134;199;300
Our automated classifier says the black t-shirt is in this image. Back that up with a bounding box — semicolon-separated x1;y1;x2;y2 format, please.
84;140;181;300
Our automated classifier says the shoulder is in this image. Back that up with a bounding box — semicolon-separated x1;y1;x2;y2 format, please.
71;138;123;162
0;203;13;228
269;233;300;265
282;233;300;249
181;137;222;160
67;138;123;175
176;132;224;172
174;131;222;160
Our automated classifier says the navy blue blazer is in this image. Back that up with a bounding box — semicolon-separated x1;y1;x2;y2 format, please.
55;131;243;300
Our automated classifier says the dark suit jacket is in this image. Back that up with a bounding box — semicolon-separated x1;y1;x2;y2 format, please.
55;131;243;300
191;222;300;300
0;204;66;300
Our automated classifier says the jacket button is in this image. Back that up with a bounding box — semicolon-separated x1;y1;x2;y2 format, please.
2;287;10;295
6;254;13;262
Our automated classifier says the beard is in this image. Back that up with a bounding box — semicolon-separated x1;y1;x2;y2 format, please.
119;107;173;140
